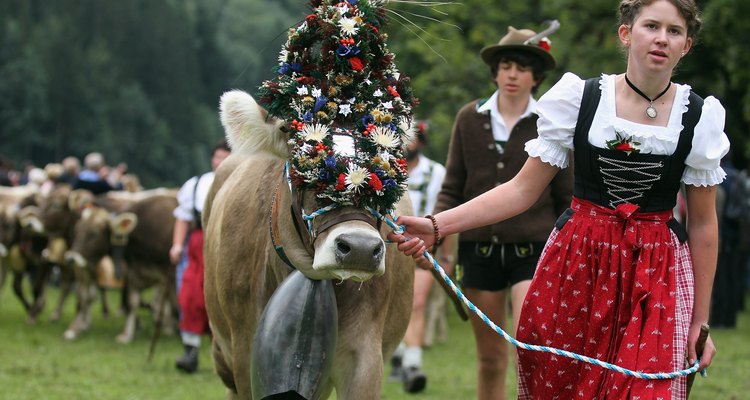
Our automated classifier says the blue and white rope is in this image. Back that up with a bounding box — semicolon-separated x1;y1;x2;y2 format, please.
368;208;704;380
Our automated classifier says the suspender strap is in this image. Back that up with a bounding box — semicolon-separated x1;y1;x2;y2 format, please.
192;175;202;230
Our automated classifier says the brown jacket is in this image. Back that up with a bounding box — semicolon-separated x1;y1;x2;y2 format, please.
434;99;574;244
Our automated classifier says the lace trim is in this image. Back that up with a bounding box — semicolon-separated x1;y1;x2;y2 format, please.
598;155;663;207
682;165;727;187
525;138;569;168
600;74;692;143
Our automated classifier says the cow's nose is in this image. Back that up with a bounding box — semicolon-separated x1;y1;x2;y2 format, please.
334;232;384;271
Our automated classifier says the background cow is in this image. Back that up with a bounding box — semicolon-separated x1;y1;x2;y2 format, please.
203;91;415;399
63;192;178;343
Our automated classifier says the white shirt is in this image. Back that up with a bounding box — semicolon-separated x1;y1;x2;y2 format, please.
476;90;537;143
407;154;446;217
173;172;216;222
525;73;730;186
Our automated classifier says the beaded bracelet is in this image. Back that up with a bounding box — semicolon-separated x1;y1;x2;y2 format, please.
424;214;443;247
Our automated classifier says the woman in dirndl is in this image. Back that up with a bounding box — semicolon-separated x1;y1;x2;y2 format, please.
388;0;724;398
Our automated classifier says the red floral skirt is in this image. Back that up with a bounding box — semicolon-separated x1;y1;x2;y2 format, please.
517;197;694;400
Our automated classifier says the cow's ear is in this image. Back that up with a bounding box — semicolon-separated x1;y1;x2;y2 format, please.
219;90;288;159
18;206;43;233
69;189;94;211
110;212;138;235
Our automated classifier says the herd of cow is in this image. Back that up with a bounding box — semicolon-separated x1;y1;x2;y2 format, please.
0;182;180;343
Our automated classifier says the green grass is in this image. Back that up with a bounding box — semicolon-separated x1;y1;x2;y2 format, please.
1;284;748;399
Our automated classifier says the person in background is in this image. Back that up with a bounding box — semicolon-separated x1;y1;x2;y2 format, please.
392;1;724;398
171;139;231;373
58;156;81;186
390;121;455;393
72;152;122;195
427;25;573;400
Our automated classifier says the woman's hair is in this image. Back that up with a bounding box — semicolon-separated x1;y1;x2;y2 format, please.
489;51;548;92
618;0;702;40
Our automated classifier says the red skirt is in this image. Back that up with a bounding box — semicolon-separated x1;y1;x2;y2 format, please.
178;229;210;335
517;197;694;400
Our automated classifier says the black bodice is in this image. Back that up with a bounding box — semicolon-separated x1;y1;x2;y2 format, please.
572;78;703;212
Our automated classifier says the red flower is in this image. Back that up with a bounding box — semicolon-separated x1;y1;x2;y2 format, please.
368;24;379;33
335;173;346;191
538;40;551;52
615;143;634;152
349;57;364;71
387;85;400;98
369;173;383;191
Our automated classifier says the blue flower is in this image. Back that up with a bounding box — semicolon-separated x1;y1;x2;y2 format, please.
319;170;331;182
280;62;302;75
361;115;374;126
347;0;358;5
383;178;397;189
302;111;313;123
325;156;337;169
387;123;397;132
314;96;328;112
374;167;386;178
337;45;352;57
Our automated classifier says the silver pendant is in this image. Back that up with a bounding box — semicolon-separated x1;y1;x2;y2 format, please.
646;105;657;119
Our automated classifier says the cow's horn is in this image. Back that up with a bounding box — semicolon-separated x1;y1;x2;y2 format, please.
219;90;288;159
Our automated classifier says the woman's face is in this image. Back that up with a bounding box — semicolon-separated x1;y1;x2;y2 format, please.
494;60;537;99
620;0;692;75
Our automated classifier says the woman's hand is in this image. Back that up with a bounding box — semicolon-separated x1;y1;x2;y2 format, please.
687;323;716;370
386;215;435;258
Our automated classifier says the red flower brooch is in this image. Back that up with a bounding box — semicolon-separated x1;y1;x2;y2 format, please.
606;131;641;156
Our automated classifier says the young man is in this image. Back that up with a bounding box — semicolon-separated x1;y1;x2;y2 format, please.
430;26;573;399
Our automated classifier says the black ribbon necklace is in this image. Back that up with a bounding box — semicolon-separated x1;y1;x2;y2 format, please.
624;75;671;119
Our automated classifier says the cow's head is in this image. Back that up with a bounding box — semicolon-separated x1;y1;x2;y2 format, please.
221;89;415;282
64;207;138;271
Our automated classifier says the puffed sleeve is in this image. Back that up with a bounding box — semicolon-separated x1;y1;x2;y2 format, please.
173;176;198;221
682;96;730;186
525;72;584;168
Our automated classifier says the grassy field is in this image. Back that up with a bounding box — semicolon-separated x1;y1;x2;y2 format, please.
0;284;748;399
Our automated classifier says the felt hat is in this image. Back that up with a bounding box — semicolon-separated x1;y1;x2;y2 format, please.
480;24;557;71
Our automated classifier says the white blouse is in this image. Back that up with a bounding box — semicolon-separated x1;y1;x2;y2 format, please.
525;73;730;186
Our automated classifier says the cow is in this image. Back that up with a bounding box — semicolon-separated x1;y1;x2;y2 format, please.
202;91;415;399
63;191;178;343
0;185;52;322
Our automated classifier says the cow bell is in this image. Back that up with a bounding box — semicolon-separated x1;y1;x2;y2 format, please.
251;270;338;400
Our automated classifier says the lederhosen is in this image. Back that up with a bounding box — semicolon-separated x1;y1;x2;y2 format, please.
517;78;703;400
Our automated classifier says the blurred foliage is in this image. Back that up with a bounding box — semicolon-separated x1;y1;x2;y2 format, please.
0;0;748;187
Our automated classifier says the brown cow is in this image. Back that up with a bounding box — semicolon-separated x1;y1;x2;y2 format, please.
203;91;415;399
63;192;178;343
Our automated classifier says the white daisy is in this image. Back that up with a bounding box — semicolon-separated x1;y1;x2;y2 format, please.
301;123;330;142
297;86;309;96
370;127;400;149
347;97;356;104
338;17;359;36
373;89;384;97
339;104;352;116
311;88;322;98
400;119;416;146
335;3;349;15
381;101;393;110
345;165;369;192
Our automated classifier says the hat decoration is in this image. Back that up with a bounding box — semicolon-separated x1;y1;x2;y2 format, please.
258;0;418;211
479;20;560;71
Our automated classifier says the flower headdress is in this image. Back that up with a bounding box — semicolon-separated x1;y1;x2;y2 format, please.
258;0;418;212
